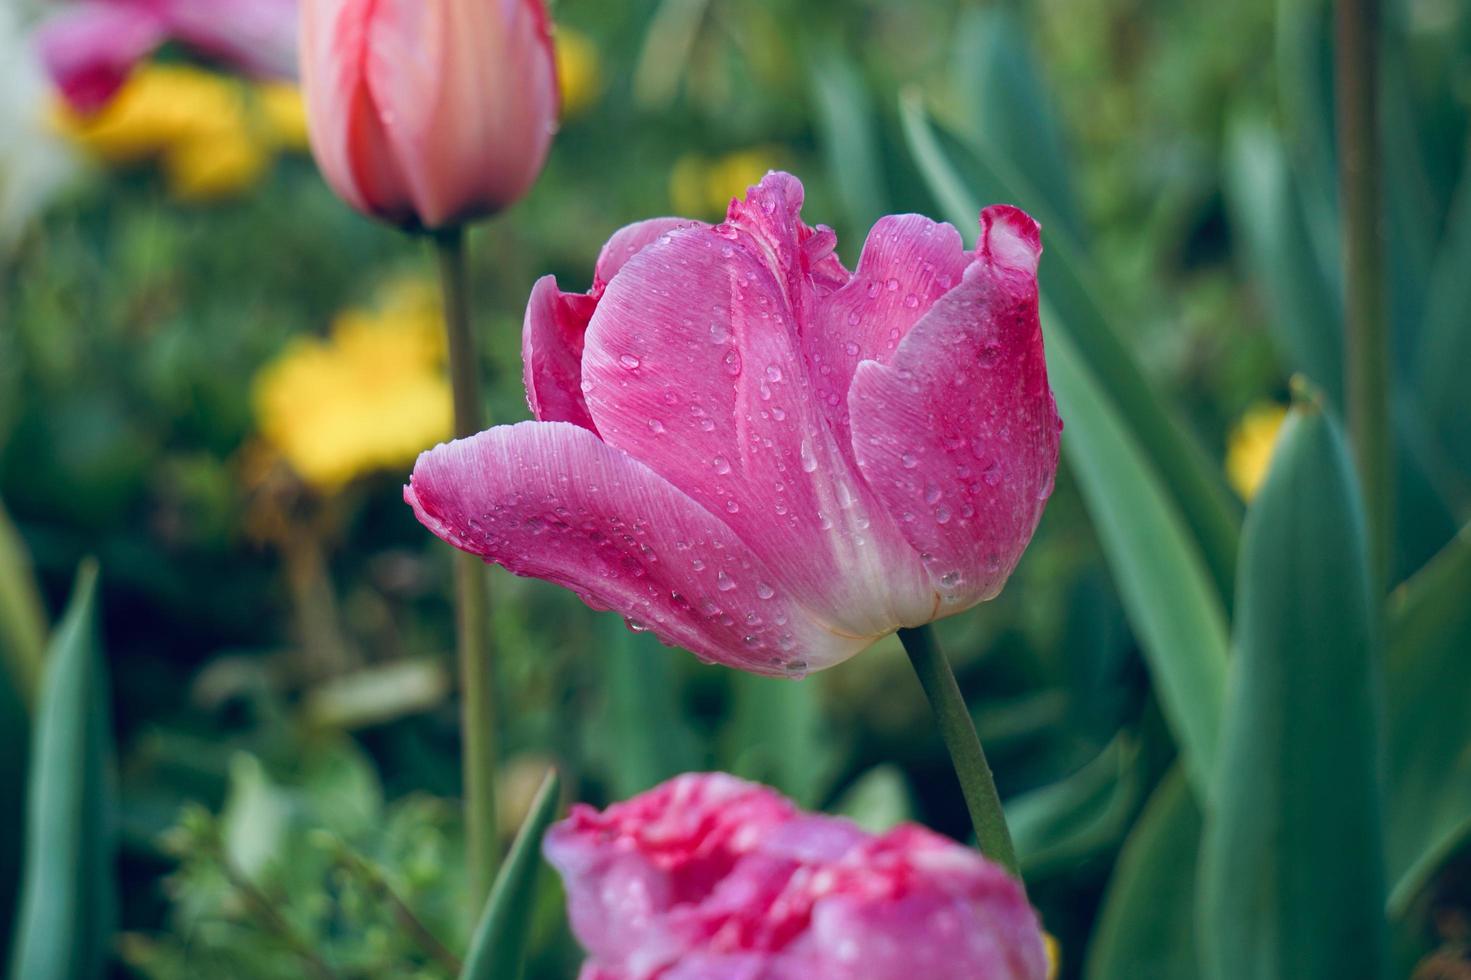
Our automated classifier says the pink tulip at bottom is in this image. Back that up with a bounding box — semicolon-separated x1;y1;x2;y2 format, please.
406;172;1060;675
543;772;1048;980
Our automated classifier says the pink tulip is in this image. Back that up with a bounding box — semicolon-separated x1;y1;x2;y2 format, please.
406;172;1060;675
35;0;297;114
298;0;559;229
544;773;1048;980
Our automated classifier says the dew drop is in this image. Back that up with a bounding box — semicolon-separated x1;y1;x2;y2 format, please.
901;453;918;469
725;500;740;513
886;278;900;292
843;341;860;356
924;483;942;505
757;582;775;599
717;570;737;591
624;618;649;633
800;440;819;473
935;505;952;525
846;310;861;326
722;349;743;376
903;293;919;308
618;353;641;370
712;456;732;475
647;419;666;434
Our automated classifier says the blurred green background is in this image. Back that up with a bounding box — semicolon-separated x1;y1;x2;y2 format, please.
2;0;1470;977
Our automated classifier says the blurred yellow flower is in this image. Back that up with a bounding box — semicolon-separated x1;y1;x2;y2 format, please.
1045;932;1060;980
1227;402;1288;501
252;280;452;492
556;27;603;118
670;147;782;218
52;63;309;201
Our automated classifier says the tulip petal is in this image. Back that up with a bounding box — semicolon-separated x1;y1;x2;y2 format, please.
582;176;934;640
848;205;1059;608
406;421;863;674
36;2;168;113
523;220;705;430
361;0;557;227
809;215;972;452
161;0;298;80
594;217;704;291
300;0;414;220
522;275;599;430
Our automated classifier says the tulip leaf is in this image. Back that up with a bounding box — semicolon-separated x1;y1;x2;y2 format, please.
810;51;889;239
1222;117;1344;408
7;561;116;980
1415;133;1471;481
1200;407;1386;980
596;622;701;799
1384;524;1471;914
1085;768;1202;980
726;671;837;810
952;6;1086;246
1044;324;1229;805
460;768;561;980
900;91;1241;607
1006;736;1144;879
831;765;915;833
0;498;46;707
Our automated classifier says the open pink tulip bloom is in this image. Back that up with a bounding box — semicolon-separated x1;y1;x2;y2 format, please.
544;773;1048;980
299;0;558;229
407;172;1060;675
37;0;297;113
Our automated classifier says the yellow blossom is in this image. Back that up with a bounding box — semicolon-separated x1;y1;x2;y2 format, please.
254;82;310;151
252;280;453;492
670;147;782;218
1226;402;1288;501
556;27;604;119
51;63;308;201
1045;932;1060;980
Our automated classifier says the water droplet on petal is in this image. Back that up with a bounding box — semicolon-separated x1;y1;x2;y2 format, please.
800;440;819;473
924;483;942;504
618;353;641;370
901;453;918;469
757;582;775;599
712;456;732;475
722;349;743;376
717;571;737;591
765;364;782;382
647;419;666;434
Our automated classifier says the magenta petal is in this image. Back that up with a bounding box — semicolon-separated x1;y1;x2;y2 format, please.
848;205;1060;609
161;0;297;79
36;2;168;113
522;275;599;430
593;217;704;292
809;215;972;452
405;422;862;674
581;183;933;641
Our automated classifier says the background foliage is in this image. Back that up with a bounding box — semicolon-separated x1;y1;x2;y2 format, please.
2;0;1469;976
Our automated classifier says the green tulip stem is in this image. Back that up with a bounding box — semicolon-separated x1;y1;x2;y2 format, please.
898;624;1021;880
1335;0;1392;586
433;225;499;910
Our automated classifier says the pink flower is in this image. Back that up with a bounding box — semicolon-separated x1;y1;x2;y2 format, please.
36;0;297;114
543;773;1048;980
298;0;559;229
406;172;1060;675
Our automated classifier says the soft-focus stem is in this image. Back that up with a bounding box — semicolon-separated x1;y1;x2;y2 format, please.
433;226;499;909
1335;0;1392;586
898;625;1021;880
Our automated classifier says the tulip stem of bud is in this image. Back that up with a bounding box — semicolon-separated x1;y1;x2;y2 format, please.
1335;0;1392;586
433;226;500;910
898;625;1021;880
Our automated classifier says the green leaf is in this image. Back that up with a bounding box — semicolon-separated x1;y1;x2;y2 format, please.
1085;768;1203;980
900;91;1241;606
952;6;1086;246
1415;132;1471;480
1042;322;1230;805
0;498;47;708
596;622;701;799
1384;524;1471;914
726;672;836;809
1200;407;1386;980
831;765;914;833
1222;117;1344;408
460;768;561;980
1006;736;1144;879
809;51;889;238
7;562;116;980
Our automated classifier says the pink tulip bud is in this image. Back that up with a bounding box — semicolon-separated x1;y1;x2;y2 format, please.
298;0;559;230
406;172;1060;674
543;773;1048;980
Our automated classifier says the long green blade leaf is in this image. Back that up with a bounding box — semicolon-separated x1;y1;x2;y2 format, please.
460;768;561;980
1085;768;1203;980
1045;324;1229;804
1384;524;1471;913
0;499;47;707
7;561;115;980
809;51;889;238
1200;407;1386;979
